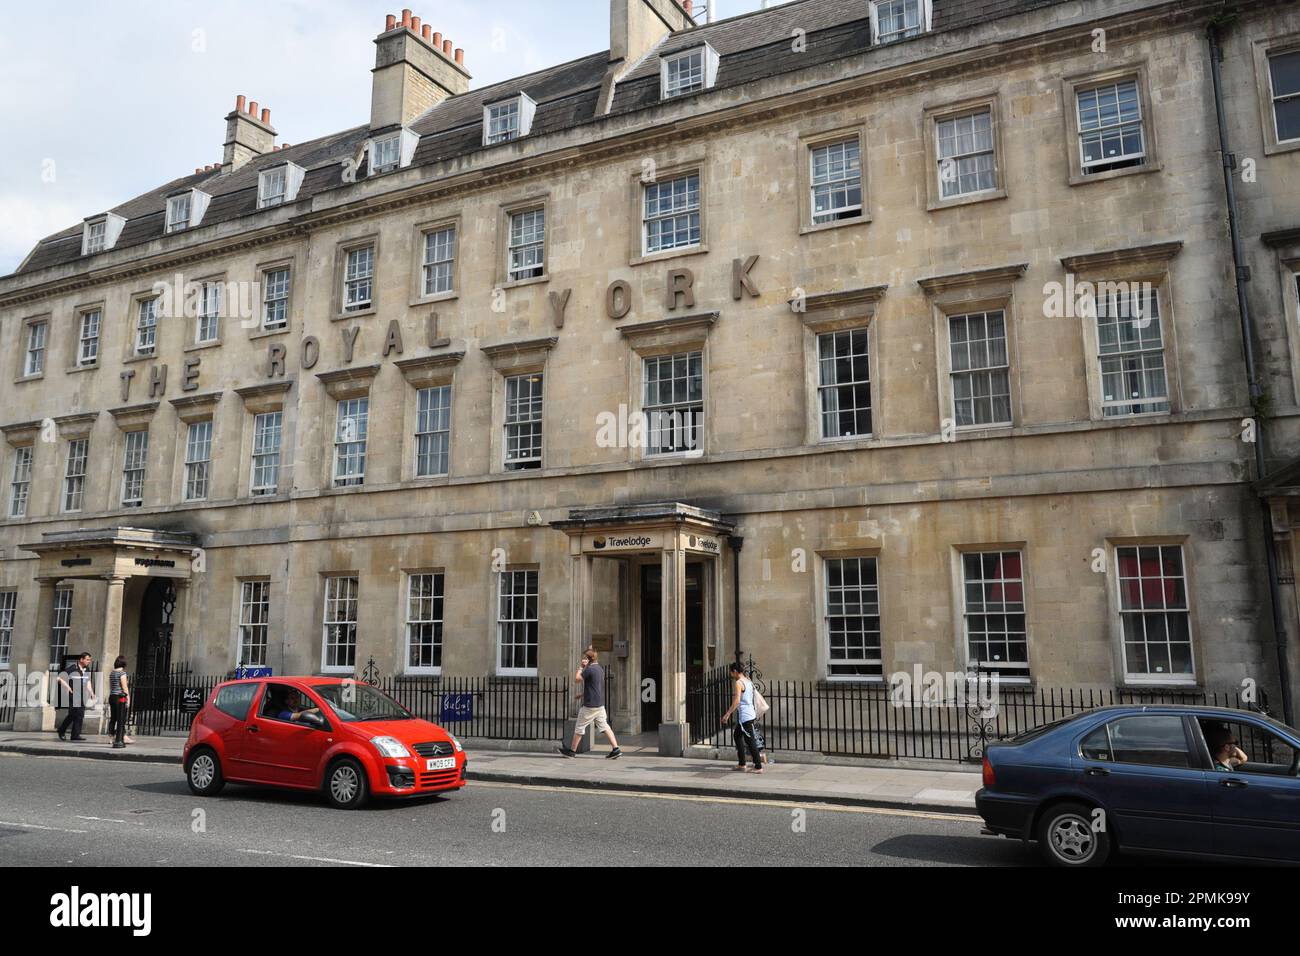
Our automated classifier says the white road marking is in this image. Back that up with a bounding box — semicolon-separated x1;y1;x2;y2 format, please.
235;848;393;867
0;820;89;834
470;781;982;822
75;815;132;824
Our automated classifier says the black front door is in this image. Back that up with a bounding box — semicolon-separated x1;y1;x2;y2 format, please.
137;579;176;707
640;565;662;731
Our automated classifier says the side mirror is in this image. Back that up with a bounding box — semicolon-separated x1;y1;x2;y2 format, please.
301;712;327;731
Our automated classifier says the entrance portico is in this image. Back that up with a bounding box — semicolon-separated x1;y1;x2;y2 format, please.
552;503;735;756
12;527;197;732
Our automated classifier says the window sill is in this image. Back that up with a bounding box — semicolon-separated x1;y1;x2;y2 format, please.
333;307;376;322
630;244;709;268
184;339;222;353
410;291;459;308
1263;137;1300;157
817;677;886;687
1096;409;1173;424
927;188;1008;213
65;363;99;374
1068;160;1162;187
954;423;1015;439
13;373;44;385
123;353;156;365
498;274;549;291
246;491;288;503
248;326;290;341
401;669;443;679
1119;679;1200;691
799;215;870;237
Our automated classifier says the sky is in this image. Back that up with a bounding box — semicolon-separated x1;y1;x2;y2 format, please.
0;0;793;276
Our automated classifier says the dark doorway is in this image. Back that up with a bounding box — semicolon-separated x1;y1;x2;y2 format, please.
640;562;706;733
137;579;177;706
640;565;662;731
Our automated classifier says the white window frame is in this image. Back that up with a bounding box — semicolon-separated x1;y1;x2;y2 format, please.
24;320;47;377
660;44;718;99
642;351;704;457
237;580;271;668
948;310;1013;429
120;430;148;508
0;591;14;667
83;219;107;254
507;207;546;282
871;0;931;43
935;108;997;200
817;327;873;441
405;571;445;676
643;173;701;256
422;226;457;297
258;167;287;208
823;555;883;680
250;411;282;496
8;446;32;519
371;134;402;174
1115;544;1195;685
262;267;290;330
135;297;159;356
1095;283;1170;418
484;95;535;146
959;549;1029;679
333;397;369;488
166;193;193;233
184;420;213;502
51;587;72;667
62;438;88;513
503;373;543;471
321;575;359;674
195;281;222;345
78;309;102;366
415;385;452;478
496;568;539;677
1076;78;1147;175
1269;48;1300;145
343;245;375;313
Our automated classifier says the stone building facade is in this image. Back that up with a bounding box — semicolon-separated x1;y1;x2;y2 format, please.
2;0;1299;750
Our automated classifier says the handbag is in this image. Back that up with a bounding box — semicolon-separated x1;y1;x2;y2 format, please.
752;686;770;719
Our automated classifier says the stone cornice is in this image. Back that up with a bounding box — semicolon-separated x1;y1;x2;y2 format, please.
107;402;160;430
1060;241;1184;274
234;381;294;402
917;264;1028;296
168;391;224;424
394;351;467;387
316;364;381;401
1262;227;1300;251
798;286;889;312
0;420;43;445
0;1;1224;309
480;337;558;360
618;312;718;341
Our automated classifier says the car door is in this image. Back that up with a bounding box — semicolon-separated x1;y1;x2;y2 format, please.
1195;716;1300;862
245;684;335;788
1075;713;1213;854
211;682;262;780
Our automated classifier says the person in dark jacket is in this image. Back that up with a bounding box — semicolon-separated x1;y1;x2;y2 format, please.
56;653;96;742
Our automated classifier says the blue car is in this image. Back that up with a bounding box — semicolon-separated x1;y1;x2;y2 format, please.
976;705;1300;866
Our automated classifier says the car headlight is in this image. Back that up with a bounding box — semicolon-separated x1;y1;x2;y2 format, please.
371;736;410;758
448;734;463;753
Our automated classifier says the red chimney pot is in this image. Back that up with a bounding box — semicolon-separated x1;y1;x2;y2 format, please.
386;14;396;30
410;15;421;32
422;24;432;40
261;108;271;123
432;31;442;47
401;8;411;26
442;38;453;55
248;100;258;116
236;94;246;112
454;48;464;65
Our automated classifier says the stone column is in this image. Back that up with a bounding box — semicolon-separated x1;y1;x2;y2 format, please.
92;576;128;734
11;579;59;732
658;541;688;755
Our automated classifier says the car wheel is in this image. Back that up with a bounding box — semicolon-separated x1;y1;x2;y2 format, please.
187;748;225;797
1038;801;1110;867
325;758;369;810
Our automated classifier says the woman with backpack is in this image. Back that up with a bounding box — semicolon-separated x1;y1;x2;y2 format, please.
722;661;765;773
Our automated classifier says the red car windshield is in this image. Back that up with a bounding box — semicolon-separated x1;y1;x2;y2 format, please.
311;683;413;722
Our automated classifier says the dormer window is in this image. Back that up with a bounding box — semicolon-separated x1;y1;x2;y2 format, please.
81;213;125;256
871;0;931;44
661;43;719;100
165;189;211;233
484;94;536;146
258;162;305;209
372;134;402;173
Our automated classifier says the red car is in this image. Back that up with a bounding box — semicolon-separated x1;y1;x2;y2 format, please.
182;677;467;809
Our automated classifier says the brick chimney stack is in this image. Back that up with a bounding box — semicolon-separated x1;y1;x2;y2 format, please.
601;0;693;113
223;94;277;172
371;9;471;130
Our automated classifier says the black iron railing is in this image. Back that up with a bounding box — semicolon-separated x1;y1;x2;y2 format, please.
687;667;1269;763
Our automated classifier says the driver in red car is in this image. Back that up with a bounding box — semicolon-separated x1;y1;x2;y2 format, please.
276;689;323;724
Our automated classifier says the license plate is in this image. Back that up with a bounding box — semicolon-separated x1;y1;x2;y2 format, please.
426;757;456;771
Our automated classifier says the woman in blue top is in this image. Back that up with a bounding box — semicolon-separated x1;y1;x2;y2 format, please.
722;662;763;773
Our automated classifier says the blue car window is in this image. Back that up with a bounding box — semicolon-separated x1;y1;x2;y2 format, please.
1106;715;1192;768
1080;725;1111;761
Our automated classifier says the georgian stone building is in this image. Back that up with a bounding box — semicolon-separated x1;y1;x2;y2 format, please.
2;0;1299;750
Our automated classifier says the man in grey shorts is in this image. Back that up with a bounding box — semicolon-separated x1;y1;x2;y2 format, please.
558;648;622;759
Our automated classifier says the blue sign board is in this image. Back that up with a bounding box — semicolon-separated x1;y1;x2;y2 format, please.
236;666;273;679
439;693;474;724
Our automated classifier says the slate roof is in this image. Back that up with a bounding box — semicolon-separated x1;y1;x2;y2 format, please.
11;0;1073;280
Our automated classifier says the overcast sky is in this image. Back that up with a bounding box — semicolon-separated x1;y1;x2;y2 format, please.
0;0;789;276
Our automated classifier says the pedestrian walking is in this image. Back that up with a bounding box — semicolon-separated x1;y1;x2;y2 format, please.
56;652;97;742
558;648;622;759
722;661;763;773
107;656;133;749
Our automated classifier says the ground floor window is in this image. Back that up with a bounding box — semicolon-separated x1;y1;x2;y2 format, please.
1116;545;1193;681
824;556;882;678
0;591;15;666
497;569;538;675
50;587;72;667
961;550;1028;678
238;580;270;667
322;576;359;672
406;572;445;673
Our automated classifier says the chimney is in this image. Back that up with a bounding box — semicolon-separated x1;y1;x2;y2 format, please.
608;0;692;67
370;11;471;129
223;94;276;172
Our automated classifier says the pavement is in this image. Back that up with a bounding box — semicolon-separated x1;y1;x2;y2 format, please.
0;731;980;813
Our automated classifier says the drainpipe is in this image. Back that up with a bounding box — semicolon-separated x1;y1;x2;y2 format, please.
1208;20;1294;724
729;535;744;665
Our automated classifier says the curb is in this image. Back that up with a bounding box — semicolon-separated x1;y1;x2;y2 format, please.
0;743;180;765
463;769;978;816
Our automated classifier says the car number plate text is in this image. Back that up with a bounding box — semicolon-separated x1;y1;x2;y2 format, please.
426;757;456;771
